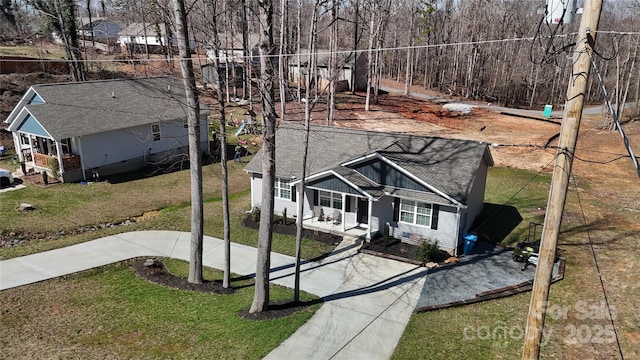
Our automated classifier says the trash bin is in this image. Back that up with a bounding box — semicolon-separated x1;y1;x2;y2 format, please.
463;233;478;255
543;104;553;117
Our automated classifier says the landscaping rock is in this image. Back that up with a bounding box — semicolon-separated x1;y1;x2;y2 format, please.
444;257;459;264
17;203;35;211
425;261;438;269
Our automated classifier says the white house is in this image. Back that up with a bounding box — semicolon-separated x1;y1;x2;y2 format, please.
4;77;209;182
288;51;368;92
117;23;195;54
244;123;493;255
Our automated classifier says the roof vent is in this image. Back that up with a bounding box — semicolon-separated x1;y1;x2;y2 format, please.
167;85;171;92
111;91;115;98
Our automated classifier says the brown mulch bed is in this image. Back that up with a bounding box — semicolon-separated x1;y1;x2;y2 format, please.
360;237;421;263
132;257;322;321
132;257;236;295
242;215;342;246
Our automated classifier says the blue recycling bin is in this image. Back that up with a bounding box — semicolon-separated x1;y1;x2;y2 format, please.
463;233;478;255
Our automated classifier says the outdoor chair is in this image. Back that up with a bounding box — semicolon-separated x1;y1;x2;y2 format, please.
314;206;325;222
331;210;341;226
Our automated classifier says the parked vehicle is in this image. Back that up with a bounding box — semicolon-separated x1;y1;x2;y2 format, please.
0;168;15;188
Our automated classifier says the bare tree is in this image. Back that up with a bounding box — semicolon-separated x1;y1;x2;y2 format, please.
28;0;85;81
207;0;233;288
250;0;277;314
294;0;319;302
171;0;204;284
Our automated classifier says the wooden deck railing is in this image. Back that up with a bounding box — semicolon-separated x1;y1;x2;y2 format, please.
33;153;81;171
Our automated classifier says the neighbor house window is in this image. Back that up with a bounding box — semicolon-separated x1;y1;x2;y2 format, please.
275;178;291;200
151;123;161;141
60;138;72;154
399;199;432;227
319;190;342;209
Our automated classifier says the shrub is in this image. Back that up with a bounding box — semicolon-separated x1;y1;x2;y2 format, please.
417;240;440;263
383;223;390;247
251;207;261;223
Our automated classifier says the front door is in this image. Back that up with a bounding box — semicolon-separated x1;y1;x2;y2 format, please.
357;198;368;225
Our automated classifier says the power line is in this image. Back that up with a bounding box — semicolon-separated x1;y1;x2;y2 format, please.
570;176;625;360
1;30;637;64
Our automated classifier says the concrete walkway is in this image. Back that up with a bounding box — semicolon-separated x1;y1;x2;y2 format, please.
0;231;427;360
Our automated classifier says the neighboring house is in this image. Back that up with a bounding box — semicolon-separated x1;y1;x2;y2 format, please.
289;51;368;92
117;23;195;54
4;77;209;183
202;33;260;88
244;123;493;255
78;17;121;42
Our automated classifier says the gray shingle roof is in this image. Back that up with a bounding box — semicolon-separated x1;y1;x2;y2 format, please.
118;23;168;37
244;122;493;205
25;77;205;139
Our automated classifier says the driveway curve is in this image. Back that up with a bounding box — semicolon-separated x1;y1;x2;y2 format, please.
0;231;427;360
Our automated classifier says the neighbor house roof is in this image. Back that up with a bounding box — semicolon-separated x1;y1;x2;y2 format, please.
244;122;493;206
8;77;207;139
118;22;168;37
290;50;362;68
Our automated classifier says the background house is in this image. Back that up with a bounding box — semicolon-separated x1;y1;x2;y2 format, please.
288;51;368;92
202;33;260;89
5;77;209;182
117;23;195;55
244;123;493;255
78;17;121;53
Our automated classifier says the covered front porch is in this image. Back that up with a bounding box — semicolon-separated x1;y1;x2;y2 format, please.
16;132;82;178
300;215;370;239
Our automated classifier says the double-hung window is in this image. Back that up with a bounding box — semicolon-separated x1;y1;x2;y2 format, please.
399;199;432;227
319;191;342;209
275;178;292;200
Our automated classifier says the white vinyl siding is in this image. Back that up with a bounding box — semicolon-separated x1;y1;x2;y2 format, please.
399;199;432;227
275;177;292;200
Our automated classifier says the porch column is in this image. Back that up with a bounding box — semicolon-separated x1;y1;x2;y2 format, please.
77;136;87;181
340;193;345;232
367;200;373;241
28;136;35;162
55;141;65;174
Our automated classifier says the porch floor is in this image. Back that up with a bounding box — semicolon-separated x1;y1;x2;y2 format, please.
301;217;369;239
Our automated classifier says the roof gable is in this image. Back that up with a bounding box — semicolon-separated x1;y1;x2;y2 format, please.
244;122;491;205
15;113;51;138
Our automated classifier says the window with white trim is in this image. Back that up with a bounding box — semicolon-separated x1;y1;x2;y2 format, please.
275;177;292;200
319;190;342;209
151;123;161;141
399;199;432;227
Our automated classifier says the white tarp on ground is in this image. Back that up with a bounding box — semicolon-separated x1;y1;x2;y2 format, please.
443;103;474;114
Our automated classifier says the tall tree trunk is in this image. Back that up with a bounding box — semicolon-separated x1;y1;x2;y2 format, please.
171;0;204;284
351;0;359;95
294;0;318;302
250;0;276;314
209;0;232;288
327;0;337;125
278;0;287;118
364;7;375;111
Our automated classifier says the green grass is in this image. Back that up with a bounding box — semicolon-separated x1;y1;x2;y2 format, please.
0;259;320;359
393;167;640;359
0;159;336;261
474;167;552;246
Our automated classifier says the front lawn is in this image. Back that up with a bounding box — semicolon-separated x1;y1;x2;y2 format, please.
0;258;320;359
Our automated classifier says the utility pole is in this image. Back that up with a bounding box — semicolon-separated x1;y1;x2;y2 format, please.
522;1;603;359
